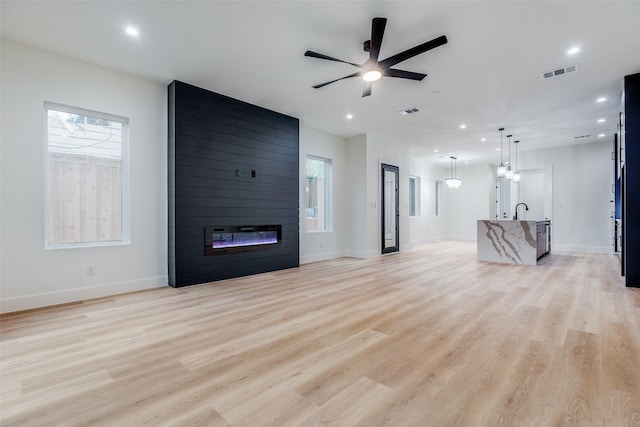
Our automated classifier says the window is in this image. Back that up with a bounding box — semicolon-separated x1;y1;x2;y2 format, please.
409;176;420;217
45;102;130;248
435;180;442;216
305;156;332;232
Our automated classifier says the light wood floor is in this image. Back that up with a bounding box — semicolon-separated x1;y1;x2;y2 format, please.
2;241;640;426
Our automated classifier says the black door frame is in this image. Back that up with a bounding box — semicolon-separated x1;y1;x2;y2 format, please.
381;163;399;254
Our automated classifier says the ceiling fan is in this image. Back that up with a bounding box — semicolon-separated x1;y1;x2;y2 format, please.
305;17;448;97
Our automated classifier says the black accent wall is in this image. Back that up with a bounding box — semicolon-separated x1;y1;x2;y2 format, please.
168;81;299;287
623;73;640;287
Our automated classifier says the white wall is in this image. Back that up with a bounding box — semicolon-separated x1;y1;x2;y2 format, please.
445;163;494;240
342;134;451;255
299;123;347;263
365;134;408;254
517;141;613;253
0;39;167;312
406;140;612;252
408;154;447;244
365;135;382;256
345;134;368;258
345;133;415;256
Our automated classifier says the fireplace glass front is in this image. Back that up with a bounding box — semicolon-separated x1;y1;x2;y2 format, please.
205;225;281;255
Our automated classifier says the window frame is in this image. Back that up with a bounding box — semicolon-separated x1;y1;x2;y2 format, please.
409;175;420;217
435;180;443;217
44;101;131;250
304;155;333;233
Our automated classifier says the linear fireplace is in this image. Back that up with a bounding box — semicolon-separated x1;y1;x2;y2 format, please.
204;225;282;255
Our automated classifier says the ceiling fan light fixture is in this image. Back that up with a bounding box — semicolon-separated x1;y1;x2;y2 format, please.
305;18;447;97
125;26;139;37
362;70;382;82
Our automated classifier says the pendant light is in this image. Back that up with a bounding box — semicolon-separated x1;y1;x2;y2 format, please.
445;156;462;188
497;128;506;178
513;140;521;183
505;134;514;179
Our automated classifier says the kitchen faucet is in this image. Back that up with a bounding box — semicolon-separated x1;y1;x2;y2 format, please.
513;202;529;220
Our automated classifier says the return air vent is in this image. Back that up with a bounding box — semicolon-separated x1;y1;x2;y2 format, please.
398;107;420;115
542;64;578;80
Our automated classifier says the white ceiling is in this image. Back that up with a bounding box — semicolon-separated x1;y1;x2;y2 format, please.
2;1;640;165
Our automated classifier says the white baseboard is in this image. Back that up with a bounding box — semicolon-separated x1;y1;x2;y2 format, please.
0;276;168;314
300;251;345;264
552;245;613;254
409;236;446;246
343;250;380;259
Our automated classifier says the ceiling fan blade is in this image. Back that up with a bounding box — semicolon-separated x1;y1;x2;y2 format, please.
378;35;448;69
305;50;361;68
362;82;372;97
369;17;387;63
312;71;362;89
384;68;427;81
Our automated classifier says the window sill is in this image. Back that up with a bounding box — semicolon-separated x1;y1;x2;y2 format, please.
45;239;131;250
306;229;333;234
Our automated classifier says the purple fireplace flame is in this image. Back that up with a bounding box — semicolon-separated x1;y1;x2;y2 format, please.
205;225;281;255
212;230;278;249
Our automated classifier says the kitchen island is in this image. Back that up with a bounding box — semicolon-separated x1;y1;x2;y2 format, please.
477;220;550;265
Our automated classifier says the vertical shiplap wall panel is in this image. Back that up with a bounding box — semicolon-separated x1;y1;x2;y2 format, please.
624;73;640;288
168;84;176;285
168;81;299;287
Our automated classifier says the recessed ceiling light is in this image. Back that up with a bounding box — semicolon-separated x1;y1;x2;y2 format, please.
598;134;606;137
496;148;501;151
125;26;139;37
464;161;469;164
567;46;580;55
459;124;467;129
434;149;439;153
346;114;353;119
597;118;605;123
481;138;486;142
597;97;607;103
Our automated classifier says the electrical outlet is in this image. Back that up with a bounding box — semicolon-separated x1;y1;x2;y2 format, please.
86;266;96;276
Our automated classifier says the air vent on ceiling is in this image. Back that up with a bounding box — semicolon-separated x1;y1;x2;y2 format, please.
574;134;592;139
398;107;420;115
542;64;578;80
